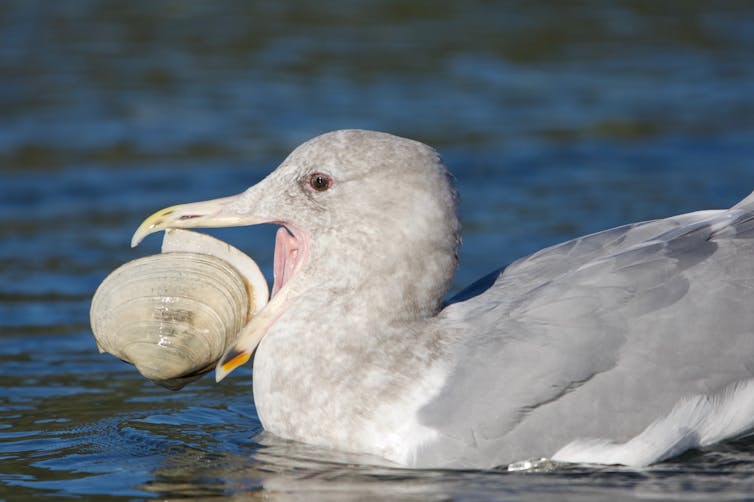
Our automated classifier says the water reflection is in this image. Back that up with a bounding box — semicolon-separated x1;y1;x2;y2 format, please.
141;433;754;501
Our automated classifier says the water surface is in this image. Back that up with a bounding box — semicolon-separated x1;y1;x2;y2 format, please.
2;1;754;499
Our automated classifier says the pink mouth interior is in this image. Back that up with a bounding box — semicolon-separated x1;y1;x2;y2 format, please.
272;227;300;298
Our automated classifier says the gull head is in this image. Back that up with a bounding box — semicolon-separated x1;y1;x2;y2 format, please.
131;129;461;379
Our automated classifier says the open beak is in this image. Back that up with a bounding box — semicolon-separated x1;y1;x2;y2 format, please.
131;189;307;382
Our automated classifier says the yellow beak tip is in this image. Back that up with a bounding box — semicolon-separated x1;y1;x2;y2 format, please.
215;351;251;382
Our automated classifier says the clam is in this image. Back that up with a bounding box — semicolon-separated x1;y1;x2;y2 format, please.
90;229;268;390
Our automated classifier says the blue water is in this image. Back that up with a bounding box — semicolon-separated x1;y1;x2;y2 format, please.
2;1;754;499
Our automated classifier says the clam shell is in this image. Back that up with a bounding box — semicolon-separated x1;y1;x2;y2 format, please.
90;230;268;390
161;228;268;318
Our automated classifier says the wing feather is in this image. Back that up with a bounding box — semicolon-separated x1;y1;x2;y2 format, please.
418;199;754;467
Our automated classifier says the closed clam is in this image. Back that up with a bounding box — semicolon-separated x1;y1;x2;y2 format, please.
90;229;268;390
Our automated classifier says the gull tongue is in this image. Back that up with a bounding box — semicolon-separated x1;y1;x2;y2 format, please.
272;227;298;297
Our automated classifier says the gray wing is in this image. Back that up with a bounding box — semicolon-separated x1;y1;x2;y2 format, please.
419;192;754;467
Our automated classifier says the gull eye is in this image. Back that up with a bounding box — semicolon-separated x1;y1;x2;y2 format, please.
308;172;332;192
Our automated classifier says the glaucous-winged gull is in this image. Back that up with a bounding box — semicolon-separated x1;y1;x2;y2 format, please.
131;129;754;468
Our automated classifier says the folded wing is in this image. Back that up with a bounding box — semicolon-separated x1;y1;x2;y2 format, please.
418;194;754;467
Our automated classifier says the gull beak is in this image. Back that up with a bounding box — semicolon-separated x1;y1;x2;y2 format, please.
131;194;265;247
214;290;288;381
131;188;304;383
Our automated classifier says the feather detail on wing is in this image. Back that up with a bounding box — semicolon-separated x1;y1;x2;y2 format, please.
416;193;754;468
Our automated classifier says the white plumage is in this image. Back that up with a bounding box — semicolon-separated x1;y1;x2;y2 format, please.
133;130;754;469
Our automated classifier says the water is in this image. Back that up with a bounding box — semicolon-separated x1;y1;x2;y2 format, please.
2;1;754;499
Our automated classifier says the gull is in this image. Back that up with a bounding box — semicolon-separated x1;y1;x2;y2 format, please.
132;129;754;468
